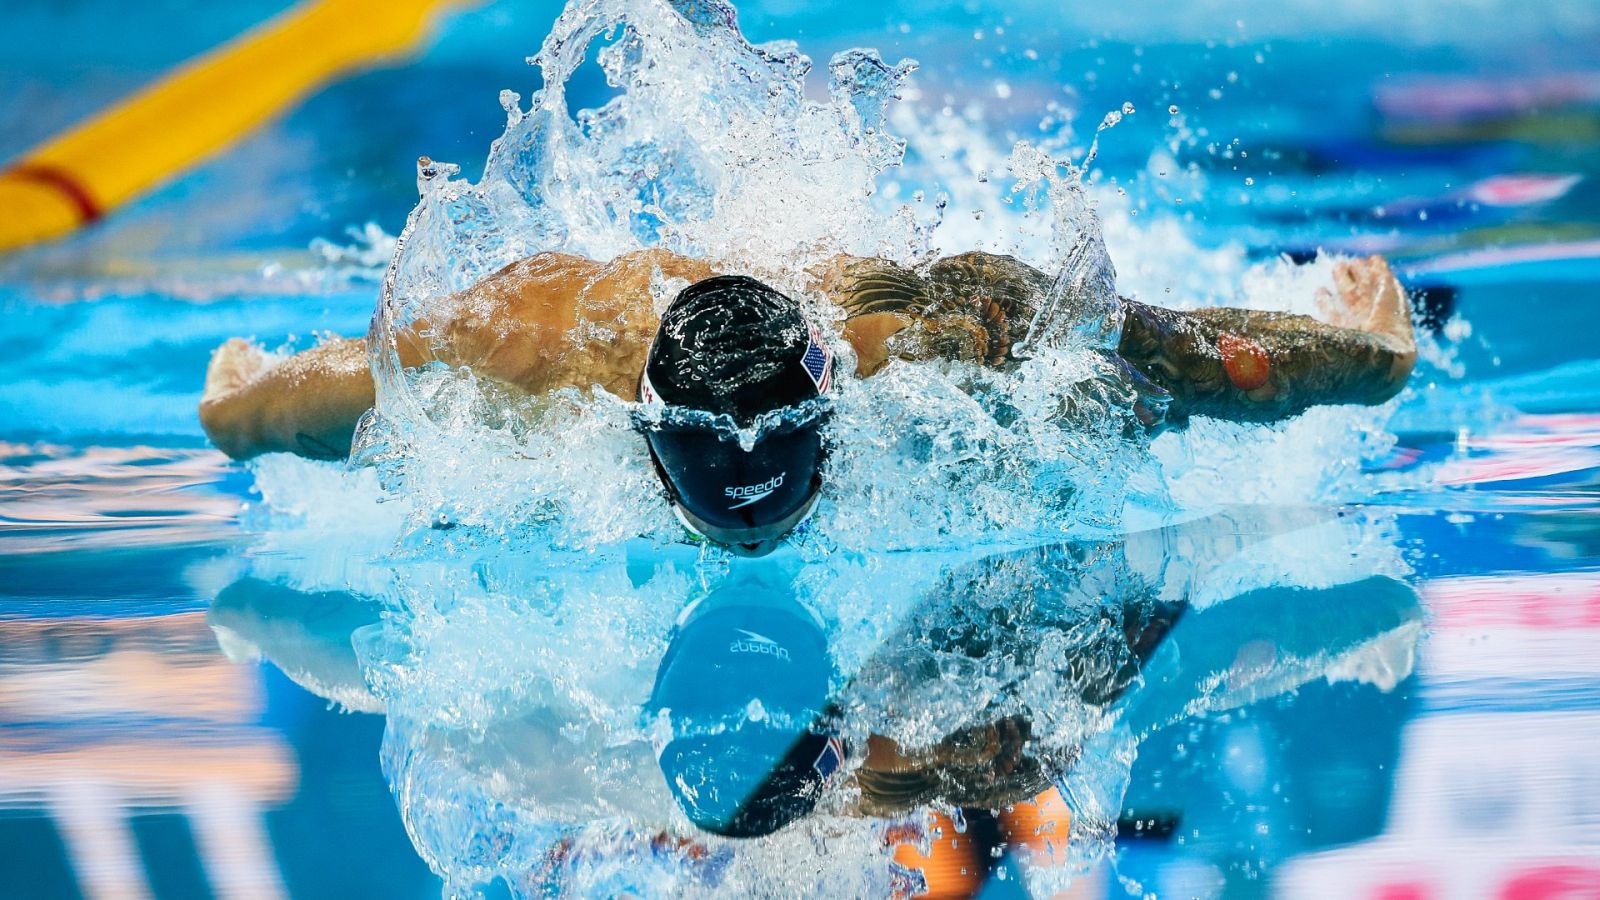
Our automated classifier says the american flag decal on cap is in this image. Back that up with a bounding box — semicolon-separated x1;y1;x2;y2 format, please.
638;368;662;406
812;736;844;780
801;322;834;395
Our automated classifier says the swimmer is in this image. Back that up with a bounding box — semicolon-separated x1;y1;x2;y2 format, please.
199;250;1416;554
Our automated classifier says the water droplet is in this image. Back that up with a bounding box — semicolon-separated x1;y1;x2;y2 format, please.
498;89;524;126
995;82;1012;100
1244;177;1255;186
1168;104;1179;115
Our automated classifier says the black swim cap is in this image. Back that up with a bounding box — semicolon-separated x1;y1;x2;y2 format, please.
638;276;834;556
647;580;843;838
645;276;828;422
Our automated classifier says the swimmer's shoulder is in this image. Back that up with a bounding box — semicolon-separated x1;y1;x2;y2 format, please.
925;251;1054;304
600;248;719;285
811;254;932;318
475;250;717;297
813;250;1051;308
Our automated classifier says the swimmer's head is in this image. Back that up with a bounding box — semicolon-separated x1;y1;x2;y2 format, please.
636;275;833;556
646;579;843;838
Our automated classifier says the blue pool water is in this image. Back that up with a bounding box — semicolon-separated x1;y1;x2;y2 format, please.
3;0;1600;897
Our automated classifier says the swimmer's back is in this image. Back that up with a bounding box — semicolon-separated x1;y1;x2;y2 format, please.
428;249;1044;400
428;247;1094;400
426;249;716;399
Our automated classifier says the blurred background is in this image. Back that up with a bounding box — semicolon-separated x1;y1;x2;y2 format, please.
5;0;1599;280
3;1;1599;898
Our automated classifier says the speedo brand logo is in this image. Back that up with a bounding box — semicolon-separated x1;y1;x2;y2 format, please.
725;472;785;509
729;628;791;662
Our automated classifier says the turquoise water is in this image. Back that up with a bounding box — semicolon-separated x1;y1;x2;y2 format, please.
4;0;1600;897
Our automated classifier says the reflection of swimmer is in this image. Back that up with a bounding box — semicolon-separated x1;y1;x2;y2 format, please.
645;513;1423;837
208;578;387;713
207;513;1420;852
207;576;684;827
645;572;839;837
199;249;1417;554
844;529;1421;820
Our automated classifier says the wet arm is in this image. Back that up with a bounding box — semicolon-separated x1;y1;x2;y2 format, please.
198;337;382;460
197;252;592;461
1117;302;1414;424
197;249;701;461
852;719;1043;816
1117;257;1417;424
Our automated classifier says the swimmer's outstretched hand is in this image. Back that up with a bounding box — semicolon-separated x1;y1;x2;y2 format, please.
201;338;272;406
199;339;275;458
1317;255;1416;352
1316;255;1418;390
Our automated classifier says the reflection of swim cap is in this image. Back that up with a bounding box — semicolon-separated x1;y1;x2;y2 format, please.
638;276;833;557
647;583;843;838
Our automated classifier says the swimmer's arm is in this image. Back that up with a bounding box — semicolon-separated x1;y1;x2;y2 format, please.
198;337;381;460
198;249;712;460
1117;256;1417;424
194;254;581;461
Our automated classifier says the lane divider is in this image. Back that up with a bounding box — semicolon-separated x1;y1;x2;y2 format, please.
0;0;469;254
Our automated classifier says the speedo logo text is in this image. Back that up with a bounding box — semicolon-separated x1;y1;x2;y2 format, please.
729;629;792;662
725;472;785;509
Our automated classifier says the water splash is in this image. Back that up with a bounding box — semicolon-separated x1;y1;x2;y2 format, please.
340;0;1415;557
355;0;1179;555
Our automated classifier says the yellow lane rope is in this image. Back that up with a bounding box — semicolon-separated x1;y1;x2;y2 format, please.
0;0;465;254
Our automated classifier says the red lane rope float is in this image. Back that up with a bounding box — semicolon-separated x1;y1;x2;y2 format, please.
6;164;105;224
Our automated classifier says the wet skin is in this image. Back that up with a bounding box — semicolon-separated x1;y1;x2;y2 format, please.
198;249;1415;460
